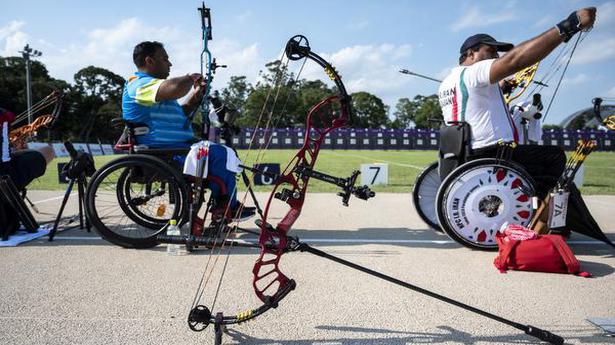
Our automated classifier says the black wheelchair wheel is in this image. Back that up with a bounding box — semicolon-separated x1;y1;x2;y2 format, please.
412;161;442;232
116;166;184;228
436;158;536;251
86;155;188;249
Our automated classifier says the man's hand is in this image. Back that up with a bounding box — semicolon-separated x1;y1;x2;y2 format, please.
185;74;208;108
576;7;596;31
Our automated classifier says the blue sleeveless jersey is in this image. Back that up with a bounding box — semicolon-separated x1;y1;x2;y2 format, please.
122;72;196;148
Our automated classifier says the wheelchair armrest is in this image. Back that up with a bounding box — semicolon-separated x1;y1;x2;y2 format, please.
111;118;126;128
133;147;191;155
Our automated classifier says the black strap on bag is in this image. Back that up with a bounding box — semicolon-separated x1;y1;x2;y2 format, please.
438;122;472;179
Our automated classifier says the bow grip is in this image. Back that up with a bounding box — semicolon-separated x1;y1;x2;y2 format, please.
524;325;564;345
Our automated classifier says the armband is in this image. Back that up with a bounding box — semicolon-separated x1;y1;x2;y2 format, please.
555;11;581;43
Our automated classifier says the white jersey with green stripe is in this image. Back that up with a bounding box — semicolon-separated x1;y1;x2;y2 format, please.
438;58;518;149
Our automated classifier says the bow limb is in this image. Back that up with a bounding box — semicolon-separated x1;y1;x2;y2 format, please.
196;2;213;139
504;62;539;104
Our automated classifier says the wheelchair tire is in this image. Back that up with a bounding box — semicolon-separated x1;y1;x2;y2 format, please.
412;161;442;232
86;155;188;249
436;158;536;251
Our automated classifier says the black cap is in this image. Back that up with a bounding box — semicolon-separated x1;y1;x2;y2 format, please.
459;34;513;54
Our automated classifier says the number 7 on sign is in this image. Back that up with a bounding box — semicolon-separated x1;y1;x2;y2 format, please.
360;163;388;186
369;166;381;185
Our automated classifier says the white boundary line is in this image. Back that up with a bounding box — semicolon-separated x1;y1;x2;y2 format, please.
322;151;426;170
46;236;612;245
32;193;77;204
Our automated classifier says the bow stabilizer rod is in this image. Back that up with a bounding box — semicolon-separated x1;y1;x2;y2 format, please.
399;69;442;83
290;240;564;345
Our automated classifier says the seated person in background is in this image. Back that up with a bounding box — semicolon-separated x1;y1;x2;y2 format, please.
438;7;596;198
122;41;253;220
0;107;55;191
1;106;55;235
510;97;543;145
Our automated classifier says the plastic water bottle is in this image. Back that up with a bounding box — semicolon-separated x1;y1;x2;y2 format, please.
166;219;181;256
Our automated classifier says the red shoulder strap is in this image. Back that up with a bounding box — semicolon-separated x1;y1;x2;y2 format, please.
545;235;591;277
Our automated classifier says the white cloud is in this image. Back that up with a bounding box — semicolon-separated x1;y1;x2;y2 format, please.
598;1;615;27
450;6;518;32
605;86;615;98
562;73;589;85
291;43;415;107
573;38;615;64
0;20;29;56
10;17;266;91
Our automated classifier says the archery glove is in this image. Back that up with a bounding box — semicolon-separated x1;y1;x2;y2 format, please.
556;11;581;42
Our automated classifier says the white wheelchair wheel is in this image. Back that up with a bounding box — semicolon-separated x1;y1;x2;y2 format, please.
412;161;442;232
436;158;535;250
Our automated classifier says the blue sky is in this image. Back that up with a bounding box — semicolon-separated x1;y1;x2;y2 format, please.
1;0;614;124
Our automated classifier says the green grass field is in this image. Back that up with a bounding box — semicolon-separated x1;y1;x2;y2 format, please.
28;150;615;195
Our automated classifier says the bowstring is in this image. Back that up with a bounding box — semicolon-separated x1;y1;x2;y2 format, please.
206;54;310;311
12;92;59;126
250;57;308;174
542;32;585;123
521;32;588;104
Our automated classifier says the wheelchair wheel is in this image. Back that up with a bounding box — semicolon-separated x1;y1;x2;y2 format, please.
436;158;535;251
412;161;442;232
86;154;188;249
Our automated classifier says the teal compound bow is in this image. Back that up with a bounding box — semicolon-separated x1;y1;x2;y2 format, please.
186;2;228;235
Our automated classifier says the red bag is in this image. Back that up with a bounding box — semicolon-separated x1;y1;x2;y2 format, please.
494;230;591;277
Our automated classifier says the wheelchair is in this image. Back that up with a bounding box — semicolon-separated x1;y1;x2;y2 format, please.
412;123;536;250
85;120;227;249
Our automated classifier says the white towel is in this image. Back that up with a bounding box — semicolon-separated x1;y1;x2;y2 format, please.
182;141;243;177
183;141;210;178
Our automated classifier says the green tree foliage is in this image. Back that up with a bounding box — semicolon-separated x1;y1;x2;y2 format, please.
392;94;442;129
70;66;125;142
219;75;251;114
242;60;302;128
391;97;416;129
566;114;588;130
349;91;389;128
542;124;563;130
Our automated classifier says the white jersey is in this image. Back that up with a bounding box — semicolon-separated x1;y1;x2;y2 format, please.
438;58;519;149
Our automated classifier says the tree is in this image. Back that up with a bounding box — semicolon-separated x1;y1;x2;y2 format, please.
241;60;301;128
391;97;417;128
392;94;442;129
566;114;587;130
542;124;562;130
219;75;251;115
71;66;125;142
413;94;442;129
348;92;389;128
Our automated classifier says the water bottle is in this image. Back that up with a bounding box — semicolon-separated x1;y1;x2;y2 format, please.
166;219;181;255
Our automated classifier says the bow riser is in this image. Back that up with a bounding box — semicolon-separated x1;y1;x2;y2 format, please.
253;95;347;302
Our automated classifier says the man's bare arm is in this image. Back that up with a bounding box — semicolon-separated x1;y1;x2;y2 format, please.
490;7;596;84
156;73;201;102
